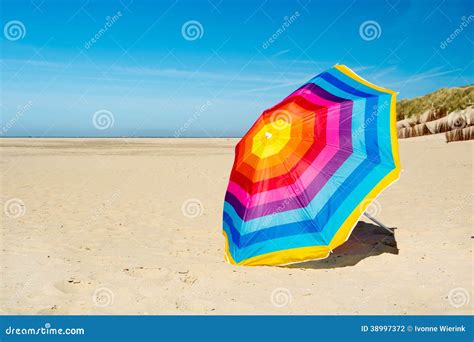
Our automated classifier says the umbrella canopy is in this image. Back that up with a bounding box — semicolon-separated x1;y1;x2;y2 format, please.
223;65;401;266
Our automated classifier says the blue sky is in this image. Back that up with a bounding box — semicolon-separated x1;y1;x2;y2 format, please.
1;0;473;137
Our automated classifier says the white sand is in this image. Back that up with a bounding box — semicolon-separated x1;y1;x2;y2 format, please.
0;135;472;314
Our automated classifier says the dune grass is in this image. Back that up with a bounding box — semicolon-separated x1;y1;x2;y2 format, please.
397;85;474;120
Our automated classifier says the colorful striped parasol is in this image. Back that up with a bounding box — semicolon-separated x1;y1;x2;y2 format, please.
223;65;401;266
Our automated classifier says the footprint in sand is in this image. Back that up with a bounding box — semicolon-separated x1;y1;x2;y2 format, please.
53;278;83;294
37;305;62;314
177;272;197;285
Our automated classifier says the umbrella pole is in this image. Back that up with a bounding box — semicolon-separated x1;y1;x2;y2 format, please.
362;213;394;234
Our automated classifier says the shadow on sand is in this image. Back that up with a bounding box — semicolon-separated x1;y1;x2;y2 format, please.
289;221;398;269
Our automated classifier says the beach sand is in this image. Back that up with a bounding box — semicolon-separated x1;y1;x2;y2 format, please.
0;135;472;315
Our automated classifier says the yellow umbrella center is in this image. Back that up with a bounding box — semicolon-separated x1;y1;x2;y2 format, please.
251;120;291;158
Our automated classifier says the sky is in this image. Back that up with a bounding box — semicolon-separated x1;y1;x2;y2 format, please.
1;0;473;137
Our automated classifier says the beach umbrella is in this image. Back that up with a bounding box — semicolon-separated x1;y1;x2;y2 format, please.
223;65;401;266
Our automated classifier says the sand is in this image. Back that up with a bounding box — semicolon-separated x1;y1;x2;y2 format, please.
0;135;472;315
